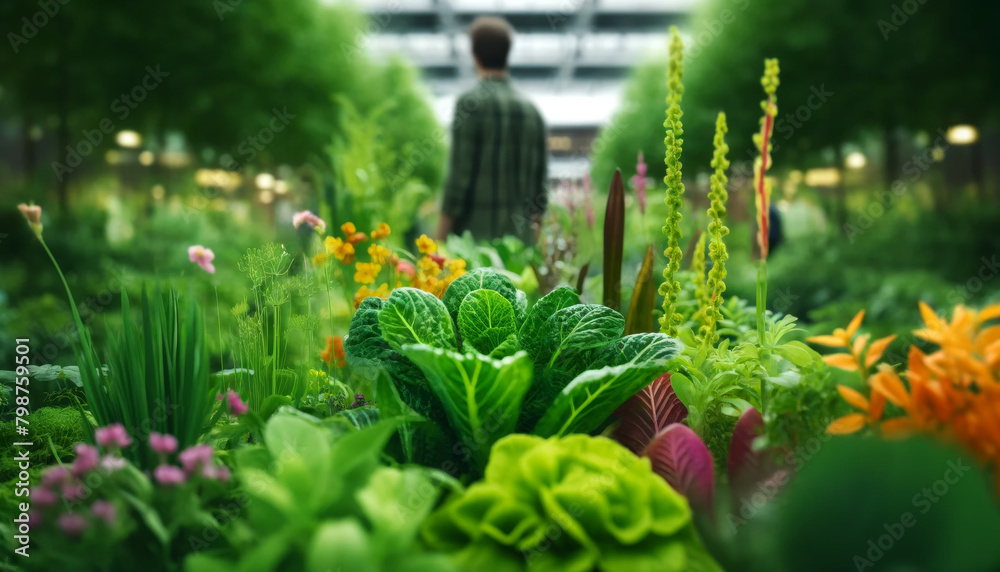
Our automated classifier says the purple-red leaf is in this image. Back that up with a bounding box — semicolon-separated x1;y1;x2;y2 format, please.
602;169;625;311
643;423;715;516
612;373;688;454
727;407;765;488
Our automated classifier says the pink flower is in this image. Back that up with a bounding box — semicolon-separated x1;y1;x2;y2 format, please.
149;432;178;454
188;245;216;274
18;203;43;237
95;424;132;449
62;481;87;502
58;513;89;537
154;465;187;486
201;464;231;482
31;486;58;507
217;390;248;417
41;465;71;488
72;444;100;477
292;210;326;234
178;444;215;474
396;260;416;279
28;510;42;529
633;151;648;215
90;500;117;526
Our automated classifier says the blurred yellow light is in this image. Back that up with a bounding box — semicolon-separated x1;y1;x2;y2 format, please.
115;130;142;148
138;151;155;166
105;150;122;165
194;169;242;190
931;147;946;162
259;189;274;204
787;169;803;184
845;152;867;169
159;150;192;168
945;125;978;145
255;173;275;189
804;167;841;187
151;185;165;200
274;180;289;195
548;136;572;151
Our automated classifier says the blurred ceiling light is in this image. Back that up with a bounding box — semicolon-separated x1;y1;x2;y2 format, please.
255;173;276;189
274;180;289;195
258;189;274;204
845;152;867;169
159;150;192;168
804;167;841;187
151;185;165;200
115;130;142;148
138;151;156;166
945;125;978;145
194;168;241;190
105;150;122;165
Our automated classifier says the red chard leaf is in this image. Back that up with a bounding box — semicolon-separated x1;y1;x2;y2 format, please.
643;423;715;516
611;373;688;454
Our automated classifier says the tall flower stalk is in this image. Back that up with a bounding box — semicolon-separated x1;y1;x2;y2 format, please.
691;232;709;329
658;27;686;337
753;59;780;414
699;113;731;346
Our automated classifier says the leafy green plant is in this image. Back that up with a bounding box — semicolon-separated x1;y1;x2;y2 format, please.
344;267;681;474
72;286;217;469
186;412;455;572
422;433;721;572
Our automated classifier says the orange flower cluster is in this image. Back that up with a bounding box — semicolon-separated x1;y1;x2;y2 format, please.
321;335;346;368
810;303;1000;492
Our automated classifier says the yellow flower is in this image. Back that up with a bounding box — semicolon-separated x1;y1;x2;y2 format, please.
312;252;328;266
371;223;391;240
416;234;437;254
354;262;382;284
326;236;355;263
418;255;441;277
446;259;467;278
354;282;391;307
341;222;356;236
368;244;390;265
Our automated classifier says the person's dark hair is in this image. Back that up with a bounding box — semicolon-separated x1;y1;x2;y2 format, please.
469;17;513;70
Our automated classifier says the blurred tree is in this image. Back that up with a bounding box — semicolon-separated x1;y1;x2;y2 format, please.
0;0;443;208
592;0;1000;195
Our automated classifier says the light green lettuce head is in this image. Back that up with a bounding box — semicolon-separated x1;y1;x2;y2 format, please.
422;434;720;572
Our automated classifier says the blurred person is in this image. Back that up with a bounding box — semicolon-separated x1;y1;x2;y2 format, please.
435;17;548;245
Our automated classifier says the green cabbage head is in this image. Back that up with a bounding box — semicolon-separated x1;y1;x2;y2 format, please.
422;434;720;572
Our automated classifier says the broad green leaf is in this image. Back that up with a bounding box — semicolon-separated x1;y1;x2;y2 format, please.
517;287;579;361
305;519;375;572
442;267;518;324
489;333;521;359
458;290;517;355
346;297;447;426
775;340;821;368
514;289;528;326
668;373;696;409
378;288;457;351
545;304;625;366
400;345;533;472
609;333;682;366
358;466;440;542
767;370;802;388
532;361;673;437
